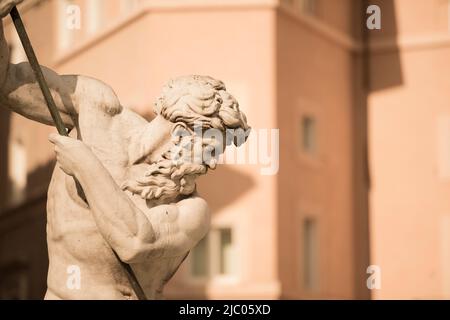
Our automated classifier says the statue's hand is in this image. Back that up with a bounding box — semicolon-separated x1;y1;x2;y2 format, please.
0;0;23;18
48;133;93;177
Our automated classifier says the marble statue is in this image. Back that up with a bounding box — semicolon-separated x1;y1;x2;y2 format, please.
0;0;249;299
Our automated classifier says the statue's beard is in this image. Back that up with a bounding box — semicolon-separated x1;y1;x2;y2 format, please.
120;125;233;204
120;158;208;204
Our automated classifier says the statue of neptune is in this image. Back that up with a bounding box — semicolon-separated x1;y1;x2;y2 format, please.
0;0;249;300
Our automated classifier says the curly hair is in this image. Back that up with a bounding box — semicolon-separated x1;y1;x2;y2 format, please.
154;75;250;135
122;75;250;203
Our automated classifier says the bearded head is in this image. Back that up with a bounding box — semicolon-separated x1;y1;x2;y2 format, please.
121;75;250;204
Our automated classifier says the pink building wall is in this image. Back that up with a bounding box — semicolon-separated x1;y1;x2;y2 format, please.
368;0;450;299
2;0;450;300
276;3;364;299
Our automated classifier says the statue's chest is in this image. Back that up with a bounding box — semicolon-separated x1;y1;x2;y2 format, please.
76;119;128;167
47;143;129;249
46;113;138;258
46;165;128;260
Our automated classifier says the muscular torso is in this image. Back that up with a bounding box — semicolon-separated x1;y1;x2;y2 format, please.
44;106;186;300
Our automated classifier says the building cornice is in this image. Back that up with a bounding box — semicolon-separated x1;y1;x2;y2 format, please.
368;33;450;54
54;8;148;67
16;0;450;67
277;4;450;55
276;4;362;52
143;0;279;10
54;0;280;67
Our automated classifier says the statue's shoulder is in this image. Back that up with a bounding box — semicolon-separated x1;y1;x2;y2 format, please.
176;193;210;235
176;193;209;212
75;75;123;116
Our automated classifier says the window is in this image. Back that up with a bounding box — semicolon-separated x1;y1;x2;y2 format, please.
191;236;209;278
299;0;316;14
301;116;317;153
441;214;450;297
283;0;316;15
437;116;450;179
8;138;27;204
58;0;78;50
58;0;138;51
219;228;235;275
303;218;319;291
120;0;140;15
87;0;105;35
448;1;450;33
190;227;236;279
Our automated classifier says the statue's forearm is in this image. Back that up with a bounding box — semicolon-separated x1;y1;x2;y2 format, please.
74;153;156;262
0;22;10;89
0;20;76;127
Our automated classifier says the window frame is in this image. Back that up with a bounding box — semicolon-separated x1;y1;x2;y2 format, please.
302;217;319;292
188;226;239;284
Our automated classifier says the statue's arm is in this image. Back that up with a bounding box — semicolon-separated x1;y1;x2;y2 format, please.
139;193;210;259
49;133;210;263
0;20;121;128
0;21;77;127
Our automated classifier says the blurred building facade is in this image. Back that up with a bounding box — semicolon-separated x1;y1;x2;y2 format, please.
0;0;449;300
